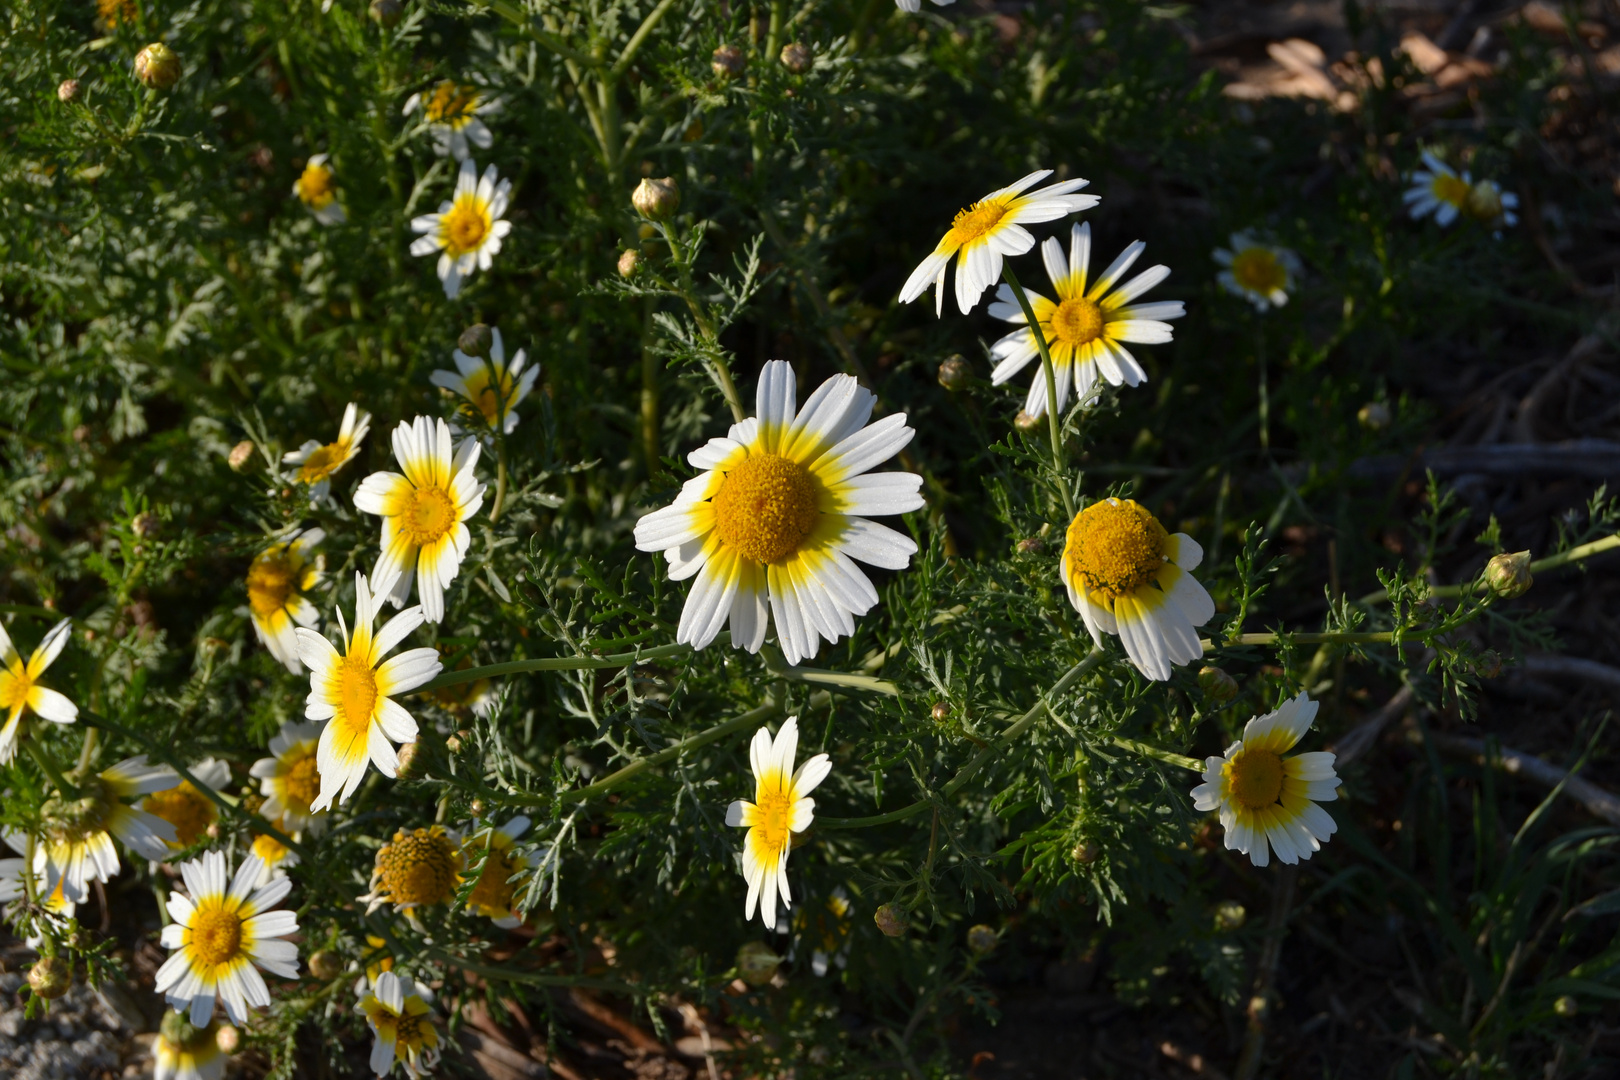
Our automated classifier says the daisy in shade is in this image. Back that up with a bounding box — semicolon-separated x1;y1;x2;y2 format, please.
634;361;923;665
294;572;442;811
153;1014;227;1080
0;617;78;764
430;327;538;438
403;79;499;161
249;720;328;835
1191;692;1340;867
155;851;300;1026
462;816;541;928
245;529;324;675
896;0;954;10
1404;150;1475;227
358;825;463;919
409;159;512;299
724;716;831;928
796;886;852;976
293;154;346;226
1465;178;1519;234
354;416;486;624
357;971;441;1079
1061;498;1214;682
8;756;178;904
1214;232;1301;311
899;170;1098;316
986;223;1183;418
283;403;372;502
143;758;232;850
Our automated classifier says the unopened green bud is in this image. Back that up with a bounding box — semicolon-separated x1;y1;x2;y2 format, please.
1014;411;1041;433
736;941;779;985
134;43;182;91
29;956;73;999
1484;551;1533;599
711;44;746;79
307;949;344;980
58;79;82;103
1071;840;1100;864
873;903;907;937
1198;665;1239;703
458;323;493;359
1214;900;1246;932
937;355;971;391
1553;994;1578;1018
966;924;998;955
779;42;813;74
394;739;421;778
632;177;680;222
369;0;402;27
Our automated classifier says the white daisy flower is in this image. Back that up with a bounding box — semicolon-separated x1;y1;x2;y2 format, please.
895;0;955;9
409;158;512;299
283;403;372;502
633;361;923;666
1404;150;1473;227
245;529;324;675
294;572;442;811
403;79;500;161
1213;232;1301;311
1464;178;1519;234
1191;692;1340;867
463;816;541;928
0;841;76;920
986;222;1183;418
142;758;232;850
354;416;487;624
429;327;538;437
153;1017;227;1080
0;617;78;764
357;971;441;1079
249;720;328;836
155;851;301;1026
899;169;1098;316
358;824;463;918
249;822;300;887
800;886;852;976
293;153;346;226
1060;498;1214;682
724;716;831;928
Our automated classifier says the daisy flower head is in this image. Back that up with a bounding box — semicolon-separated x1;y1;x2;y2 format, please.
0;839;77;923
429;326;538;437
283;403;372;502
409;158;512;299
294;572;443;811
986;222;1183;419
359;825;464;917
155;850;300;1026
358;971;441;1079
633;361;923;665
249;720;328;835
16;755;178;904
1404;150;1473;227
462;816;540;927
1061;498;1214;682
899;169;1098;317
246;529;324;675
1465;178;1519;234
293;153;346;226
0;616;78;764
1191;692;1340;867
724;716;832;928
403;79;499;161
798;886;852;976
354;416;487;623
142;758;232;850
153;1014;227;1080
1213;232;1301;311
895;0;955;10
249;821;299;887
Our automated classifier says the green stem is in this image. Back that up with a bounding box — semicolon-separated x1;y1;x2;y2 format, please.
25;738;77;797
1205;631;1394;651
414;637;714;693
639;295;660;471
661;225;746;422
75;727;99;778
1354;532;1620;606
489;455;508;522
554;699;781;805
1112;737;1203;772
1000;265;1075;520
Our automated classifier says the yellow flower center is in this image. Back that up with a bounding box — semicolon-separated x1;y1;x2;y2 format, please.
144;783;217;847
466;843;524;917
753;785;794;858
441;196;491;259
424;81;480;127
462;366;516;426
1230;248;1287;296
98;0;136;27
375;827;461;907
282;751;321;813
336;653;379;732
297;441;346;483
246;552;296;619
189;905;244;968
297;163;336;210
1225;747;1285;810
1048;296;1106;348
944;197;1010;249
713;453;819;565
0;666;36;713
252;831;290;866
395;1010;430;1049
1063;499;1168;603
1431;171;1471;208
400;484;458;546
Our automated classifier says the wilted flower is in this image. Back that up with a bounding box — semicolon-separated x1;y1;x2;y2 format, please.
360;825;463;917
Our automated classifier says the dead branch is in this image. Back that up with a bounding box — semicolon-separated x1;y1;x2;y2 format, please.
1417;730;1620;826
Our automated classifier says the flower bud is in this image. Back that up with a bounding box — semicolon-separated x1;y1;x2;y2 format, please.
1198;665;1239;704
131;511;160;539
458;323;493;359
58;79;81;103
873;903;907;937
1214;900;1247;932
1357;402;1392;430
617;249;640;277
937;355;971;391
1014;410;1041;433
29;956;73;999
134;43;182;91
1554;994;1578;1018
394;739;421;778
1017;537;1044;555
632;177;680;222
469;798;486;819
1070;841;1100;864
736;941;780;985
369;0;402;27
214;1023;241;1053
307;949;343;980
711;44;746;80
965;924;998;955
227;440;255;472
65;923;93;952
1484;551;1533;599
779;42;813;74
1471;649;1503;679
930;701;950;722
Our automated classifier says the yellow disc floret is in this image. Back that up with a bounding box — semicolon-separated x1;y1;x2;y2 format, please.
1063;499;1168;605
1229;248;1287;296
374;826;462;908
281;751;321;814
246;552;296;619
1430;171;1471;208
466;843;524;918
144;783;217;847
1048;296;1106;348
752;777;793;858
424;81;480;127
461;366;516;426
334;654;380;738
252;831;290;866
296;163;337;210
401;485;457;546
1224;747;1285;810
943;197;1011;249
188;904;245;968
441;197;491;258
713;454;819;565
296;442;345;483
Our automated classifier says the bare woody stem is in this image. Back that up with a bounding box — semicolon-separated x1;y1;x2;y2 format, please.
1000;264;1076;520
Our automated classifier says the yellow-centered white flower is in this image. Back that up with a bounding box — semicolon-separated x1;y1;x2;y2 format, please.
725;716;831;928
295;572;442;811
245;529;324;674
358;971;441;1078
409;159;512;299
0;616;77;764
283;402;372;502
249;720;329;836
355;416;486;624
142;758;231;850
1061;498;1214;682
155;850;301;1026
899;169;1097;316
153;1017;226;1080
1191;692;1340;867
430;327;538;437
987;222;1183;418
463;816;541;928
293;153;346;226
1213;232;1302;312
1404;150;1471;227
633;361;923;666
404;79;500;161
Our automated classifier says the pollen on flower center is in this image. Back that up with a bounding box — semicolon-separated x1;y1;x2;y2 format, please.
754;787;794;856
713;453;820;565
283;752;321;810
442;198;491;257
1431;172;1471;207
376;827;461;907
467;846;523;914
1230;249;1287;295
246;555;296;618
1064;499;1168;603
297;442;344;482
395;1011;427;1044
336;654;379;731
1225;747;1285;810
252;832;289;864
145;784;216;846
425;82;479;126
0;668;36;711
401;485;457;546
1049;296;1105;347
189;906;244;967
297;164;336;209
946;198;1010;247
